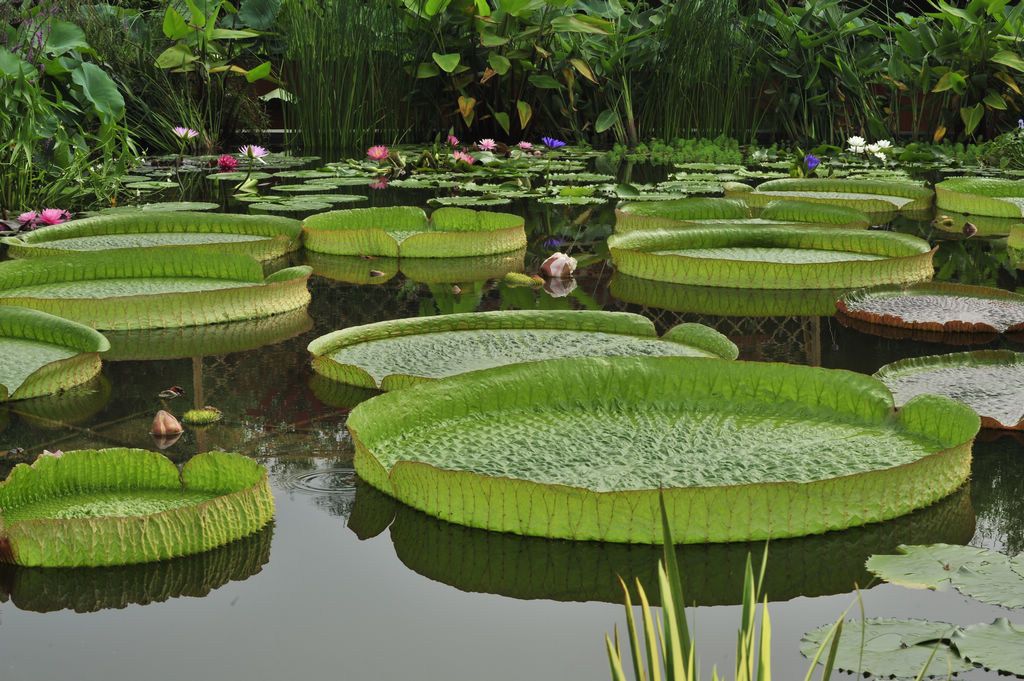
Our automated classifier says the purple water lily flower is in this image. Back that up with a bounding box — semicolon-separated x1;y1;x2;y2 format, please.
804;154;820;171
541;137;566;149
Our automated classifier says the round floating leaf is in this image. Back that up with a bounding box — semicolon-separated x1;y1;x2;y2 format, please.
99;202;220;213
546;172;614;183
616;198;870;232
0;449;274;567
948;553;1024;607
0;306;109;401
1;212;302;262
249;199;332;214
309;311;738;390
951;619;1024;675
302;206;526;258
206;171;272;181
875;350;1024;429
428;196;512;207
801;618;973;678
124;180;178;190
0;251;312;330
936;177;1024;217
727;178;934;218
608;225;935;289
866;543;997;589
347;356;978;543
837;282;1024;334
537;196;605;205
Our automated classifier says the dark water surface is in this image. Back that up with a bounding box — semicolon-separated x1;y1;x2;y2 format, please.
1;186;1023;680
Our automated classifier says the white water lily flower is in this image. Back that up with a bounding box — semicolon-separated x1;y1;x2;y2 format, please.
874;152;887;161
846;136;866;153
865;142;881;154
875;139;893;150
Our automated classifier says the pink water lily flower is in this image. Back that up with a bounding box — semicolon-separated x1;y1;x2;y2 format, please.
18;211;38;224
172;126;199;139
38;208;69;225
453;150;475;165
218;154;238;171
367;145;390;161
517;141;533;150
477;138;496;151
447;135;459;146
369;177;389;190
239;145;269;163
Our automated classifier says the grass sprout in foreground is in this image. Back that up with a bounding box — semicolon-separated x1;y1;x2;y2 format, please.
605;500;848;681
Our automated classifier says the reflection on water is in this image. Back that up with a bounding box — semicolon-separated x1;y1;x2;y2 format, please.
0;524;272;613
348;480;974;606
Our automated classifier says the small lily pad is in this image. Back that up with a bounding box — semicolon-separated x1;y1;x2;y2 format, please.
866;543;999;589
206;172;273;181
801;618;973;678
428;196;511;207
124;181;178;190
951;619;1024;675
948;553;1024;608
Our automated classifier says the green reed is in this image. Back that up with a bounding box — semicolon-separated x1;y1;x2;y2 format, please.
281;0;413;157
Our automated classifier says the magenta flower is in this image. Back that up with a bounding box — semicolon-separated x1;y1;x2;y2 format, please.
477;138;496;151
453;150;475;165
172;126;199;139
38;208;70;225
447;135;459;146
218;154;238;171
517;141;533;150
369;177;389;190
239;145;269;163
367;145;390;161
18;211;38;224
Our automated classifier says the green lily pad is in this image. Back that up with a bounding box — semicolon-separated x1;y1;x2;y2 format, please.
726;178;934;218
428;196;512;207
866;543;996;589
271;169;344;179
0;306;109;401
206;172;272;181
951;619;1024;674
875;350;1024;429
936;177;1024;217
249;199;333;214
348;356;978;543
124;180;178;190
616;198;871;232
948;553;1024;607
1;212;302;262
546;172;614;183
801;618;973;678
537;196;605;205
0;448;274;567
309;311;738;390
837;282;1024;335
0;251;312;330
99;201;220;213
608;226;935;289
302;206;526;258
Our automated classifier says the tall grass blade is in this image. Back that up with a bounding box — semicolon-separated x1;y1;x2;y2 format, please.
636;579;662;681
660;492;692;666
820;619;843;681
619;576;648;681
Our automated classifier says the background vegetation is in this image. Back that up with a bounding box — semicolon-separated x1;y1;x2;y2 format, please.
5;0;1024;213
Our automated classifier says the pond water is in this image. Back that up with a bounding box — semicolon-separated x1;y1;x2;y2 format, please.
1;171;1023;681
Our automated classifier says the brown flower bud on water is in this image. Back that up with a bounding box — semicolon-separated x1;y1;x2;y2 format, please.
962;221;978;238
151;410;183;436
540;252;577;278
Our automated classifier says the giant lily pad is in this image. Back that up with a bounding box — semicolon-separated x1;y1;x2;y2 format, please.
309;311;738;391
615;198;870;232
610;272;844;317
608;226;935;289
875;350;1024;429
0;523;272;612
1;212;302;262
0;449;274;567
935;177;1024;217
0;251;312;330
347;356;978;543
801;618;974;678
302;206;525;257
725;178;934;219
0;306;109;401
837;282;1024;334
951;619;1024;675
